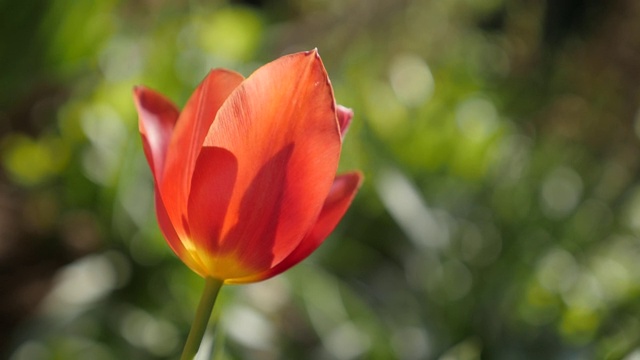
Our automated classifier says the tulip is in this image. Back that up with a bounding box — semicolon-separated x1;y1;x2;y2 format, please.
133;49;362;359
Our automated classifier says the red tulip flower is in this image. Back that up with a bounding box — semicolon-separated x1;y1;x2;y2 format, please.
133;50;362;285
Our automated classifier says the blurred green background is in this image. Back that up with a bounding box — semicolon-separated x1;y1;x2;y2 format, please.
2;0;640;359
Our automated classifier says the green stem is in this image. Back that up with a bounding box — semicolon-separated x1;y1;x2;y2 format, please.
180;277;224;360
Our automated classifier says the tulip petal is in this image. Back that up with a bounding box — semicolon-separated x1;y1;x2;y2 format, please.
227;172;363;284
336;105;354;140
202;50;342;271
188;146;237;245
155;189;206;276
160;69;244;239
186;146;239;277
190;145;297;279
134;87;206;274
133;86;180;181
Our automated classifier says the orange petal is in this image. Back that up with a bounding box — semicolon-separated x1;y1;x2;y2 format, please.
154;189;206;276
228;172;363;284
160;69;244;240
187;146;237;262
133;86;180;182
134;87;206;274
202;50;342;272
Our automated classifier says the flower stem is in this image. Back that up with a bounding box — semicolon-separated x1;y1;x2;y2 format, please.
180;277;224;360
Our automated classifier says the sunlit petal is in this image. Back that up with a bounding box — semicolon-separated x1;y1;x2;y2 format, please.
160;69;244;239
203;50;342;270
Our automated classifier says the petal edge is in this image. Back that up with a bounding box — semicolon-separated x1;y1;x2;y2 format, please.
133;86;180;181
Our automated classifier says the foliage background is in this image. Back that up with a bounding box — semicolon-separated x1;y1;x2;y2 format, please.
2;0;640;359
